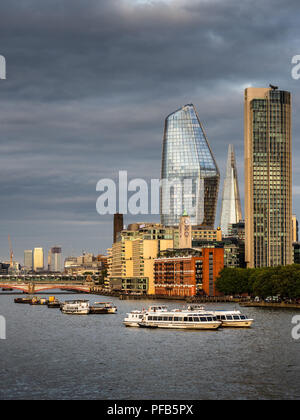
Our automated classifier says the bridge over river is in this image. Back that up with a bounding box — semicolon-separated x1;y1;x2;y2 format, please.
0;275;96;294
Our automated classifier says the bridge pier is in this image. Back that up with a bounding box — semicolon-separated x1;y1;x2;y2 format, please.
28;283;35;294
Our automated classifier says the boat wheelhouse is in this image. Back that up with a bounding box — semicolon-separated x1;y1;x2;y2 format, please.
123;306;168;327
123;310;145;327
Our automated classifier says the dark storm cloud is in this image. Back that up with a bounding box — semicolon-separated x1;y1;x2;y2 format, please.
0;0;300;260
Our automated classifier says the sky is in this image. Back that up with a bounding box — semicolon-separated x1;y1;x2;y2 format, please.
0;0;300;263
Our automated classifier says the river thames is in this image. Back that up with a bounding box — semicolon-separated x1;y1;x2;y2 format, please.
0;291;299;400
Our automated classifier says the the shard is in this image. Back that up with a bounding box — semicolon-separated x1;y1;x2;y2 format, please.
220;144;242;236
160;104;220;227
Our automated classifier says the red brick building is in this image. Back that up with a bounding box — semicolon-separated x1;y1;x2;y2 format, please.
154;248;224;297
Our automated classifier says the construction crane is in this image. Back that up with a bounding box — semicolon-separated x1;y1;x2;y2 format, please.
8;235;14;268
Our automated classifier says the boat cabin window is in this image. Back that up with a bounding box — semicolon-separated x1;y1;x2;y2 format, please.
240;315;246;319
226;316;233;320
233;316;240;320
200;317;207;322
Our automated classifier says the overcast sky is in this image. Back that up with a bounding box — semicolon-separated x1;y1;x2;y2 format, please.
0;0;300;263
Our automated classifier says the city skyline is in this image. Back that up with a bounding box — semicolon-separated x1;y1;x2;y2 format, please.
1;0;300;261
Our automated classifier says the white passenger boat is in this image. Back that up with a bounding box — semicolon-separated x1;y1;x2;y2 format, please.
212;310;254;328
61;300;90;315
123;306;168;327
138;309;221;330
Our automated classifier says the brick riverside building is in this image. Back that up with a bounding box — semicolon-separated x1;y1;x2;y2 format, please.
154;248;224;297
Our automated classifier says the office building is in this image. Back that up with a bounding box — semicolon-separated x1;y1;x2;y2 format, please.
220;144;243;236
113;213;123;243
24;250;33;271
244;86;292;268
160;104;220;227
33;248;44;272
50;247;62;272
292;215;298;243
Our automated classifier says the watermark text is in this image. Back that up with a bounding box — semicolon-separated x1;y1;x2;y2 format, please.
291;55;300;80
0;315;6;340
0;55;6;80
291;315;300;340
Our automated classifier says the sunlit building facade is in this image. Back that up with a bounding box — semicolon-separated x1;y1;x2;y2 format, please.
244;87;292;268
33;248;44;272
220;144;243;236
161;104;220;227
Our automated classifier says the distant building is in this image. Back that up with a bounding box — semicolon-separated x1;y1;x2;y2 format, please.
33;248;44;272
227;221;245;241
292;215;299;243
192;226;222;242
64;253;106;275
154;248;224;297
220;144;243;236
293;243;300;264
0;262;10;275
50;247;62;272
113;213;124;243
24;250;33;271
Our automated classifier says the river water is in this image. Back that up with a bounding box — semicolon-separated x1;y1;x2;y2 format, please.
0;291;299;400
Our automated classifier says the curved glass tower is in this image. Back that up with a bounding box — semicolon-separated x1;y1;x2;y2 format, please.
160;104;220;227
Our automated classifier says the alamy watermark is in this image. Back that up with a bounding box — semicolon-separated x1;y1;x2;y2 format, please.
96;170;204;220
0;315;6;340
0;55;6;80
291;55;300;80
291;316;300;340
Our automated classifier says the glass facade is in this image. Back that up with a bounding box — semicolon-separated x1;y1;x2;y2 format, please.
160;104;219;227
247;88;292;267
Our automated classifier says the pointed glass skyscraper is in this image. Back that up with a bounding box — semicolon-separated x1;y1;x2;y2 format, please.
160;104;220;227
220;144;242;236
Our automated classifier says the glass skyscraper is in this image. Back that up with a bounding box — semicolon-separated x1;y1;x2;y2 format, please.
160;104;219;227
220;144;243;236
244;87;292;268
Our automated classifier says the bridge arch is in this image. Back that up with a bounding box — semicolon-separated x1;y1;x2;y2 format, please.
0;284;28;293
